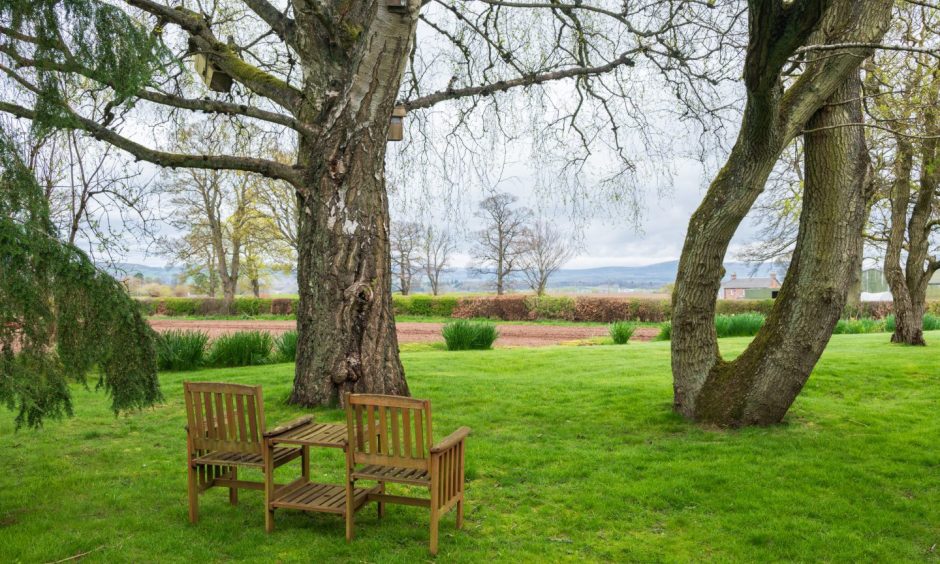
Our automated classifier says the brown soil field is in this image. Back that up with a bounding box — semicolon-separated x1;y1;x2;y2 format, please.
147;319;660;346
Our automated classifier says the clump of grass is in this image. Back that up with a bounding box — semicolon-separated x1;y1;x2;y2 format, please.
884;313;940;333
609;321;636;344
442;320;499;350
274;330;298;362
714;313;765;338
208;331;273;367
925;313;940;331
655;322;672;341
834;318;884;335
155;330;208;371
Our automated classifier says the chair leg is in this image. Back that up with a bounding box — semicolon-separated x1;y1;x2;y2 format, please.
229;466;238;506
429;509;440;556
456;496;464;529
345;479;355;542
302;446;310;481
263;449;274;533
377;482;385;519
187;463;199;524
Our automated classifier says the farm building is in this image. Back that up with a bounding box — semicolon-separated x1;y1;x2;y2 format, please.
720;272;781;300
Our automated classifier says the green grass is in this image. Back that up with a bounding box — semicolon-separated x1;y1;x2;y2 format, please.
441;320;499;350
154;330;209;371
713;313;765;338
609;321;636;344
207;331;274;367
274;330;298;363
2;334;939;562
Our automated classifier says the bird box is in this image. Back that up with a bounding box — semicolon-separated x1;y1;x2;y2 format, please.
387;0;409;12
388;106;406;142
193;53;233;93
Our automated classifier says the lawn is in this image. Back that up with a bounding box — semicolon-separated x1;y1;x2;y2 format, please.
1;334;938;562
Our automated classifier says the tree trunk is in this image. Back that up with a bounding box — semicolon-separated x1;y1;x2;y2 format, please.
671;0;892;425
693;72;871;426
290;7;415;407
886;99;940;345
883;135;925;345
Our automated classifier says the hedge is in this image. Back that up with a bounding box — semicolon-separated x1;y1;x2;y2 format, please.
138;296;938;323
140;297;297;316
393;294;459;317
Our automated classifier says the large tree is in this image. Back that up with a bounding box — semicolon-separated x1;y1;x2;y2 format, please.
671;0;894;426
1;0;738;406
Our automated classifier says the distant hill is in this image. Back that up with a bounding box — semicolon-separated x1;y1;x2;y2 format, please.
106;260;782;294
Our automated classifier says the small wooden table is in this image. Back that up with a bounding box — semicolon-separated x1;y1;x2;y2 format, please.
263;422;379;531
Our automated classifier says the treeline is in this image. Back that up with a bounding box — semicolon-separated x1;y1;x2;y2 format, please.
139;295;938;323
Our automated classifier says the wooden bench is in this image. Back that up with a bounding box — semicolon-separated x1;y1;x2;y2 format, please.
344;393;471;555
183;381;311;524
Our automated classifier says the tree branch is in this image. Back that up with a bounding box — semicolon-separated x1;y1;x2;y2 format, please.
404;52;636;110
794;42;940;59
0;43;313;136
0;101;302;185
123;0;305;111
241;0;298;50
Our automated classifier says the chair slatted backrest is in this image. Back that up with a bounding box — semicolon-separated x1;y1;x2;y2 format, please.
346;394;432;470
184;382;265;454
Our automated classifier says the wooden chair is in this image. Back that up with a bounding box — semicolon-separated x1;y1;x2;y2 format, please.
344;393;471;555
183;381;311;524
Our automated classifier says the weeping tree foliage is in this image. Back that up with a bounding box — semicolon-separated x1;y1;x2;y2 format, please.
0;0;163;428
0;132;161;429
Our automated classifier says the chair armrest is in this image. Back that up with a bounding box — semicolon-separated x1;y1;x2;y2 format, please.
263;415;314;438
431;426;471;454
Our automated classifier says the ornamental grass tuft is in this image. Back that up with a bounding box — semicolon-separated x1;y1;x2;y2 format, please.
442;320;499;350
155;330;209;371
207;330;273;367
609;321;636;344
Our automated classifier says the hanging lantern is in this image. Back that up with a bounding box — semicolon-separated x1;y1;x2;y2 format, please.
387;0;408;12
193;53;233;93
388;106;406;142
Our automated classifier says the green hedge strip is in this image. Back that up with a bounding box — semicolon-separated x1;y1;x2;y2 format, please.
139;296;940;323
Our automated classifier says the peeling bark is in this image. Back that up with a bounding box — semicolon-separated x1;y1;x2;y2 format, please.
289;3;417;407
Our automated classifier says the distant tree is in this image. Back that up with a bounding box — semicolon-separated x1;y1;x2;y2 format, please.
866;12;940;346
420;225;458;296
254;177;299;256
390;221;423;295
520;220;573;296
162;120;263;308
472;193;532;295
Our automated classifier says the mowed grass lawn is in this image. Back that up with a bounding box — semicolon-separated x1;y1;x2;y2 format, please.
1;334;939;562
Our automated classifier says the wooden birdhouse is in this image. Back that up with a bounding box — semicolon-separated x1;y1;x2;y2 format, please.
388;106;406;142
193;53;233;93
386;0;409;12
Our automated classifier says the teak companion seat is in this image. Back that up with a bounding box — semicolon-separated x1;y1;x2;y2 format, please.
344;393;471;555
183;381;312;524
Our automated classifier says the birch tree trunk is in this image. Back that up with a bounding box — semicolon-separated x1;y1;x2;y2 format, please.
289;6;416;407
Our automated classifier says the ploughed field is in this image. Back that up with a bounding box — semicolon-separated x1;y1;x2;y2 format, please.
1;333;938;562
147;318;661;346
